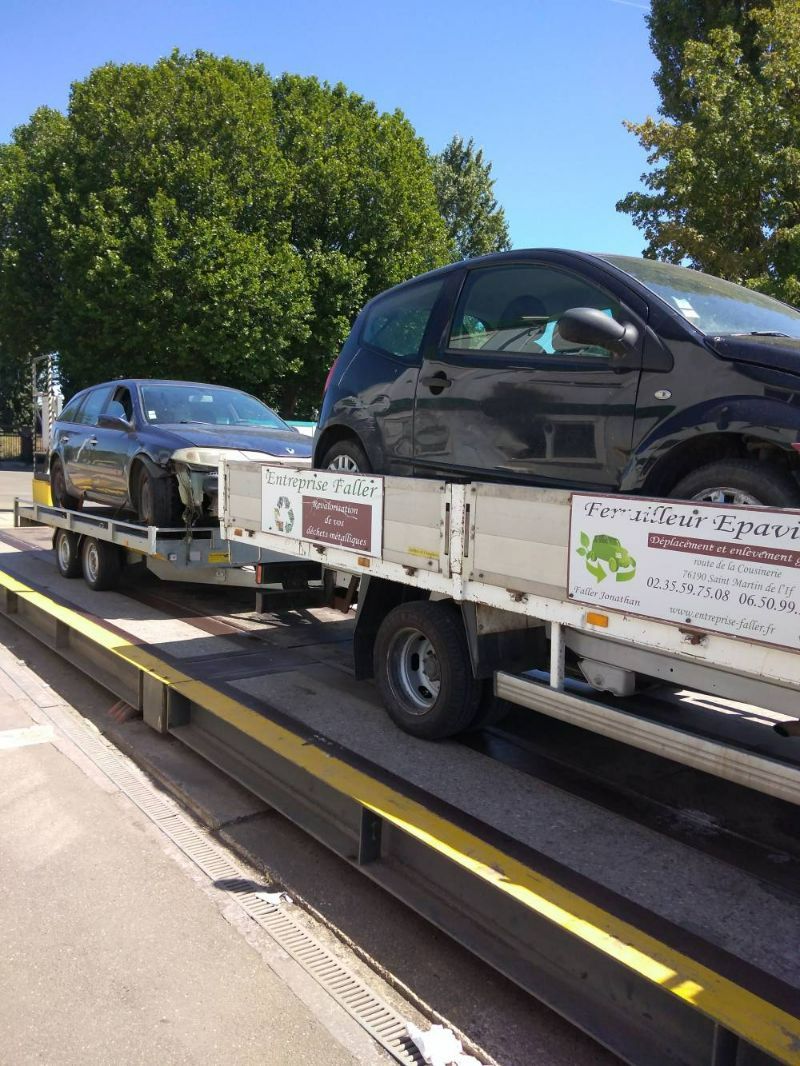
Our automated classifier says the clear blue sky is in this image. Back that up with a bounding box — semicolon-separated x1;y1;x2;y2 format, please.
1;0;660;255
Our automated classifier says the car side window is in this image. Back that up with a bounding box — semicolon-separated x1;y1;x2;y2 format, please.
59;395;84;423
110;386;134;423
361;279;444;361
449;265;622;358
76;386;113;426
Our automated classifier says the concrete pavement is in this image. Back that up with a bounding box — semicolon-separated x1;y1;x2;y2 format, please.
0;468;31;523
0;628;384;1066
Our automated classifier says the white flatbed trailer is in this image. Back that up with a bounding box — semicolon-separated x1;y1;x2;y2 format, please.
14;499;319;591
221;461;800;805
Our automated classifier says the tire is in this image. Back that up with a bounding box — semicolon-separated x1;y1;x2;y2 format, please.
50;458;82;511
81;537;122;591
374;600;481;739
54;529;82;578
670;459;800;508
321;439;371;474
137;466;183;526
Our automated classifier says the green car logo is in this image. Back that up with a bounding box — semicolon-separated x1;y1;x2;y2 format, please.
576;532;636;583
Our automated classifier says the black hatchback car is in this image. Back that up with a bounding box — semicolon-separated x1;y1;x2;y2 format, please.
50;379;311;525
315;249;800;508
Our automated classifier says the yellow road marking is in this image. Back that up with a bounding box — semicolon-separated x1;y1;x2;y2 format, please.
0;564;798;1062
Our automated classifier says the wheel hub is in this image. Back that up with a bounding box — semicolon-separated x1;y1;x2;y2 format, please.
691;486;762;506
85;543;99;583
388;627;441;713
327;454;359;473
57;535;71;569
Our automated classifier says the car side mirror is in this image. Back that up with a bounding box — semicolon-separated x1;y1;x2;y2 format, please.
98;414;131;431
557;307;639;358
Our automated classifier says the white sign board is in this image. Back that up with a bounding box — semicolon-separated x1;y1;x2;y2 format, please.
261;466;383;557
568;493;800;651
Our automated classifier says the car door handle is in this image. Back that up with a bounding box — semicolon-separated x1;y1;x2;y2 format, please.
420;373;452;391
87;436;98;446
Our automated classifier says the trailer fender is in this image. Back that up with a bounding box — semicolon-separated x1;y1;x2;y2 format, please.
352;576;429;680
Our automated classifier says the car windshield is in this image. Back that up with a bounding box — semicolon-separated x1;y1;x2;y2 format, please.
602;255;800;339
139;385;290;429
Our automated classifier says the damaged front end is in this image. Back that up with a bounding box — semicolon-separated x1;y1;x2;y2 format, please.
170;447;312;525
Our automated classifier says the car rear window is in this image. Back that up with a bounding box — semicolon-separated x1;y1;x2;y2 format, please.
360;278;444;360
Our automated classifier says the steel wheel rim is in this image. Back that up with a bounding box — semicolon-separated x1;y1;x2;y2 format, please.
691;486;761;506
328;454;359;473
85;542;99;583
387;626;441;714
57;533;72;571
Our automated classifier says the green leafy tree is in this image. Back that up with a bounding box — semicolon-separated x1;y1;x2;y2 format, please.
432;136;510;260
618;0;800;302
0;53;453;418
269;74;452;413
647;1;764;121
0;348;32;428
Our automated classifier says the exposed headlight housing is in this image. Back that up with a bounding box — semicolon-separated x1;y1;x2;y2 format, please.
171;447;311;467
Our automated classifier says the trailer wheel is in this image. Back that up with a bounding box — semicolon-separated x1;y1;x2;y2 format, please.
81;537;122;591
54;529;82;578
375;600;481;739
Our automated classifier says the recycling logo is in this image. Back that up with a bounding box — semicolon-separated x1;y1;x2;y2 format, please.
274;495;295;534
576;530;636;583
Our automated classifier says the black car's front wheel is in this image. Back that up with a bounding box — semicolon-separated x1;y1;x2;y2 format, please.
321;439;371;474
50;458;82;511
136;467;183;527
670;459;800;508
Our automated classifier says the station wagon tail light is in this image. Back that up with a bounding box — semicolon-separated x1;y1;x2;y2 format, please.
793;443;800;452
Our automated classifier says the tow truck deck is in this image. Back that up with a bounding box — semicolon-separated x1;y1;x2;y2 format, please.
1;498;798;1065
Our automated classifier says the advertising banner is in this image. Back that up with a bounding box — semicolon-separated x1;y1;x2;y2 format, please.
261;466;383;557
568;493;800;651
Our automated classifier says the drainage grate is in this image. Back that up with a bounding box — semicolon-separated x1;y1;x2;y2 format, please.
39;700;425;1066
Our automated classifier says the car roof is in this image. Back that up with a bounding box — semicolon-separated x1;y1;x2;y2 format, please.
365;248;614;300
76;379;258;393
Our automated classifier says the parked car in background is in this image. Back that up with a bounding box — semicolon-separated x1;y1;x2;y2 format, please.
315;249;800;507
50;379;312;525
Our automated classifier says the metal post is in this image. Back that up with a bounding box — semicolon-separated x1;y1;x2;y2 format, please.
711;1024;739;1066
357;808;382;864
549;621;565;691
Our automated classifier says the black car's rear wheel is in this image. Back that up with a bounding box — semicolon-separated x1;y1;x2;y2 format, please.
670;460;800;508
50;458;82;511
136;467;183;527
321;439;371;474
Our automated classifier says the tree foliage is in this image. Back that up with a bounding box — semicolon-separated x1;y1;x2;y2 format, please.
0;52;453;416
618;0;800;303
432;136;510;260
647;0;764;121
